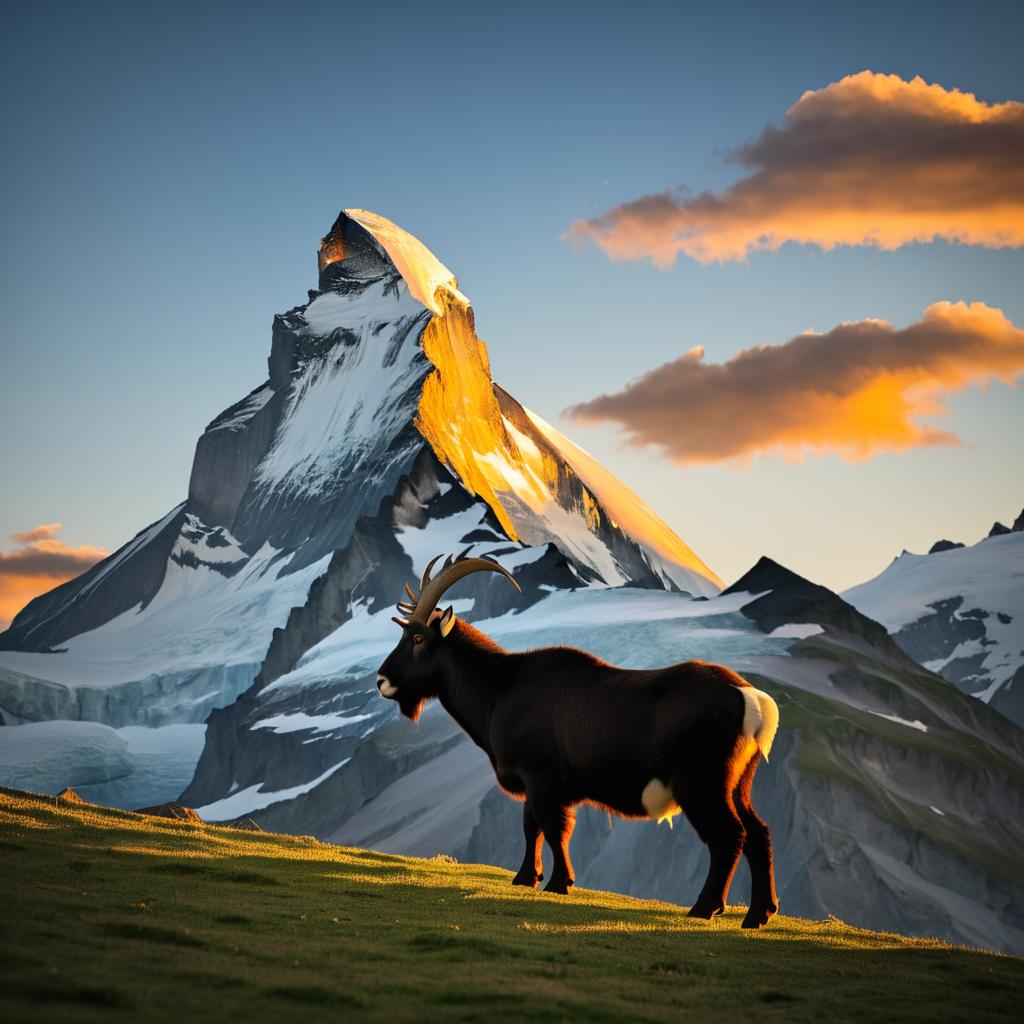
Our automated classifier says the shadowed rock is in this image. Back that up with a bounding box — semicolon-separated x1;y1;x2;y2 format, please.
134;802;203;823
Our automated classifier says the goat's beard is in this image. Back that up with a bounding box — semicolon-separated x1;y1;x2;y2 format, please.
398;694;426;722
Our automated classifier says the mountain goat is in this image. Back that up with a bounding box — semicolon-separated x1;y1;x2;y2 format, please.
376;551;780;927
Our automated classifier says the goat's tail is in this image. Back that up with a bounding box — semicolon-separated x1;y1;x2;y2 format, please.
739;686;780;763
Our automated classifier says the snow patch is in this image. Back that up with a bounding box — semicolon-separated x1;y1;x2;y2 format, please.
868;711;929;733
768;622;825;639
196;758;350;821
173;515;247;566
254;279;428;501
252;711;375;734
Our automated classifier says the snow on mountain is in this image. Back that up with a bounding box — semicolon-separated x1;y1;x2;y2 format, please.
843;527;1024;726
523;407;722;594
0;529;329;725
250;277;427;507
344;208;469;313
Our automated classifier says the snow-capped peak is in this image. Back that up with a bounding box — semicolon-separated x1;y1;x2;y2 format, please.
344;208;469;315
843;529;1024;723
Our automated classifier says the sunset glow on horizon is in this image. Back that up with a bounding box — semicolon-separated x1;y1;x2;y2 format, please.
0;525;107;629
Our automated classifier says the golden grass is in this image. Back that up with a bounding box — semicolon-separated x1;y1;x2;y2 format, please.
0;786;1019;1022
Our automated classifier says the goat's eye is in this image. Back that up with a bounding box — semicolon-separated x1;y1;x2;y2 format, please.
412;634;425;646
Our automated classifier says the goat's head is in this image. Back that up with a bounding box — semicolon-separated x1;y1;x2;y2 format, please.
376;549;520;720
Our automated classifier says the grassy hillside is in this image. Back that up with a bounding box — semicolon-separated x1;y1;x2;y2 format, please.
0;788;1019;1023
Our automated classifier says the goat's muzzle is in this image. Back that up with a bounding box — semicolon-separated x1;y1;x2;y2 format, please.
377;674;398;698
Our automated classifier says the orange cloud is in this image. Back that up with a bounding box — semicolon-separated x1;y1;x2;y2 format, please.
566;302;1024;465
0;525;107;630
9;523;62;544
565;71;1024;265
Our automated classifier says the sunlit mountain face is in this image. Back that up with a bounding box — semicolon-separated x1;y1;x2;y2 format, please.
324;209;721;594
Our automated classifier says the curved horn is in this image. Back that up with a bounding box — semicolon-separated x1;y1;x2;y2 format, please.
406;551;521;626
420;554;445;596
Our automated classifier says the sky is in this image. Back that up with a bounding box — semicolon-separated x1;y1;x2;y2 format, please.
1;0;1022;625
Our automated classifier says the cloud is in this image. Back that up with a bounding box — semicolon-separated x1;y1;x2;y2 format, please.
566;301;1024;465
9;523;63;544
0;525;107;629
565;71;1024;265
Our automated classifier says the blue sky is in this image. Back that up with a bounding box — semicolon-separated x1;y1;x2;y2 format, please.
2;0;1022;597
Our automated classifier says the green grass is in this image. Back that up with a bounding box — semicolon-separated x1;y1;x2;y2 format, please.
0;788;1020;1023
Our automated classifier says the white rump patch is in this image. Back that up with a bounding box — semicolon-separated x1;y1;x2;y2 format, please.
739;686;780;762
641;778;681;827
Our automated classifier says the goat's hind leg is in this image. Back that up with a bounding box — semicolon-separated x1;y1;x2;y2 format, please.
677;773;746;920
511;803;544;888
733;752;779;929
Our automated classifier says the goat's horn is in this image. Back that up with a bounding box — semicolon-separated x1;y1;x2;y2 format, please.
391;616;410;627
396;601;416;615
405;553;521;627
420;554;445;595
404;581;418;603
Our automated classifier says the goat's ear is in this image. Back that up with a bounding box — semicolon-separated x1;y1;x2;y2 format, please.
438;606;456;638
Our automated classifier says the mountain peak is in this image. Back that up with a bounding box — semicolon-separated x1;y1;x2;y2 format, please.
318;209;469;316
928;539;965;554
722;555;803;595
723;555;901;654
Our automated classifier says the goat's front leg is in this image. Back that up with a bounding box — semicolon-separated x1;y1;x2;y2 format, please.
527;787;576;895
511;803;544;887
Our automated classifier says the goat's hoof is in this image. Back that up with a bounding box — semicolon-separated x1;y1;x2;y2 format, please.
543;878;573;895
688;901;725;920
741;903;778;929
511;871;540;888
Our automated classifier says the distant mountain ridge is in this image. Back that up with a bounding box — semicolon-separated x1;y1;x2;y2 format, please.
843;510;1024;727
